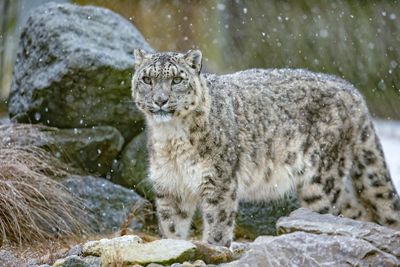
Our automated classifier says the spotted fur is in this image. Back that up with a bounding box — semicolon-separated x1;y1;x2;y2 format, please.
131;49;400;246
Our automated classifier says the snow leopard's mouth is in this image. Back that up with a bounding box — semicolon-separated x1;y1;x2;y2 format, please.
152;110;172;116
151;110;173;123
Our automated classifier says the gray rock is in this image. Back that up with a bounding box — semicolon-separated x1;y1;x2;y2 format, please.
112;131;153;199
224;209;400;266
276;208;400;258
8;2;153;140
62;175;152;233
0;117;10;125
53;255;100;267
0;250;24;267
46;126;124;176
67;244;83;257
224;231;399;267
0;124;124;176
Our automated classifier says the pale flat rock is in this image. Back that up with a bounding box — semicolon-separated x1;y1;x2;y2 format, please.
82;235;143;257
276;208;400;258
100;239;196;266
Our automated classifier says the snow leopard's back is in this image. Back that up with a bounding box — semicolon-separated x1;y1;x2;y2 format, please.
205;68;400;226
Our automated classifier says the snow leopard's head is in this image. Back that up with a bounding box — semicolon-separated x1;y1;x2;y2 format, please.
131;49;203;124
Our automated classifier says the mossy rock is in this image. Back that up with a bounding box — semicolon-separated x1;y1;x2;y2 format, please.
112;131;154;200
8;3;153;140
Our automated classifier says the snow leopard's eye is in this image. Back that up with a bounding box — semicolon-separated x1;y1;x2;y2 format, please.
142;76;152;85
172;77;183;85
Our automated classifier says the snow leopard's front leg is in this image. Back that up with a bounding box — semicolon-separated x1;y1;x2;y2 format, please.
155;193;196;239
200;175;238;247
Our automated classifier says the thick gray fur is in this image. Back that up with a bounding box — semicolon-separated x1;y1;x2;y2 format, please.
131;50;400;246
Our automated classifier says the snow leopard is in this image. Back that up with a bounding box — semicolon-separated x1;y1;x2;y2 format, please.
131;49;400;247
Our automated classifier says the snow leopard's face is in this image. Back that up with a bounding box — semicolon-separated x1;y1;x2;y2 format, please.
131;50;203;123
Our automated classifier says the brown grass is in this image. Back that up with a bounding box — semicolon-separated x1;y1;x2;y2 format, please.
0;124;92;246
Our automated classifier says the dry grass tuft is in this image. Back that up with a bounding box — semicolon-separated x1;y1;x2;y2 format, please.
0;124;92;246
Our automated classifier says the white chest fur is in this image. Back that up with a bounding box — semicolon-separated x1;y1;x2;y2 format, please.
148;121;208;200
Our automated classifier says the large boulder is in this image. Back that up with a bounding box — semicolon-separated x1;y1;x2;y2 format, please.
276;208;400;258
62;175;153;233
225;208;400;266
8;3;153;140
226;232;399;266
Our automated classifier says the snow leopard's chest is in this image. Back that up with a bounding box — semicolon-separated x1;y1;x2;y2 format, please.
149;129;210;199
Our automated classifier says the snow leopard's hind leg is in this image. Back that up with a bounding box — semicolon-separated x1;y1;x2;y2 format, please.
351;119;400;228
297;143;370;221
297;124;372;221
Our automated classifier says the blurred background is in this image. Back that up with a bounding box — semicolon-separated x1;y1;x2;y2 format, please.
1;0;400;119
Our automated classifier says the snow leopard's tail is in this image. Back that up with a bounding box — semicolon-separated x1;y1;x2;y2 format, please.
350;118;400;228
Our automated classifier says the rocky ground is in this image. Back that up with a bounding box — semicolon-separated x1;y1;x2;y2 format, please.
1;209;398;266
0;2;399;267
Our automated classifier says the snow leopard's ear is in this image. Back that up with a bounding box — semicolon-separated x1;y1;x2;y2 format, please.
134;49;148;69
184;50;202;74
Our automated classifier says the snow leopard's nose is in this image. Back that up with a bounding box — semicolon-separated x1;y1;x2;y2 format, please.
154;95;169;108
